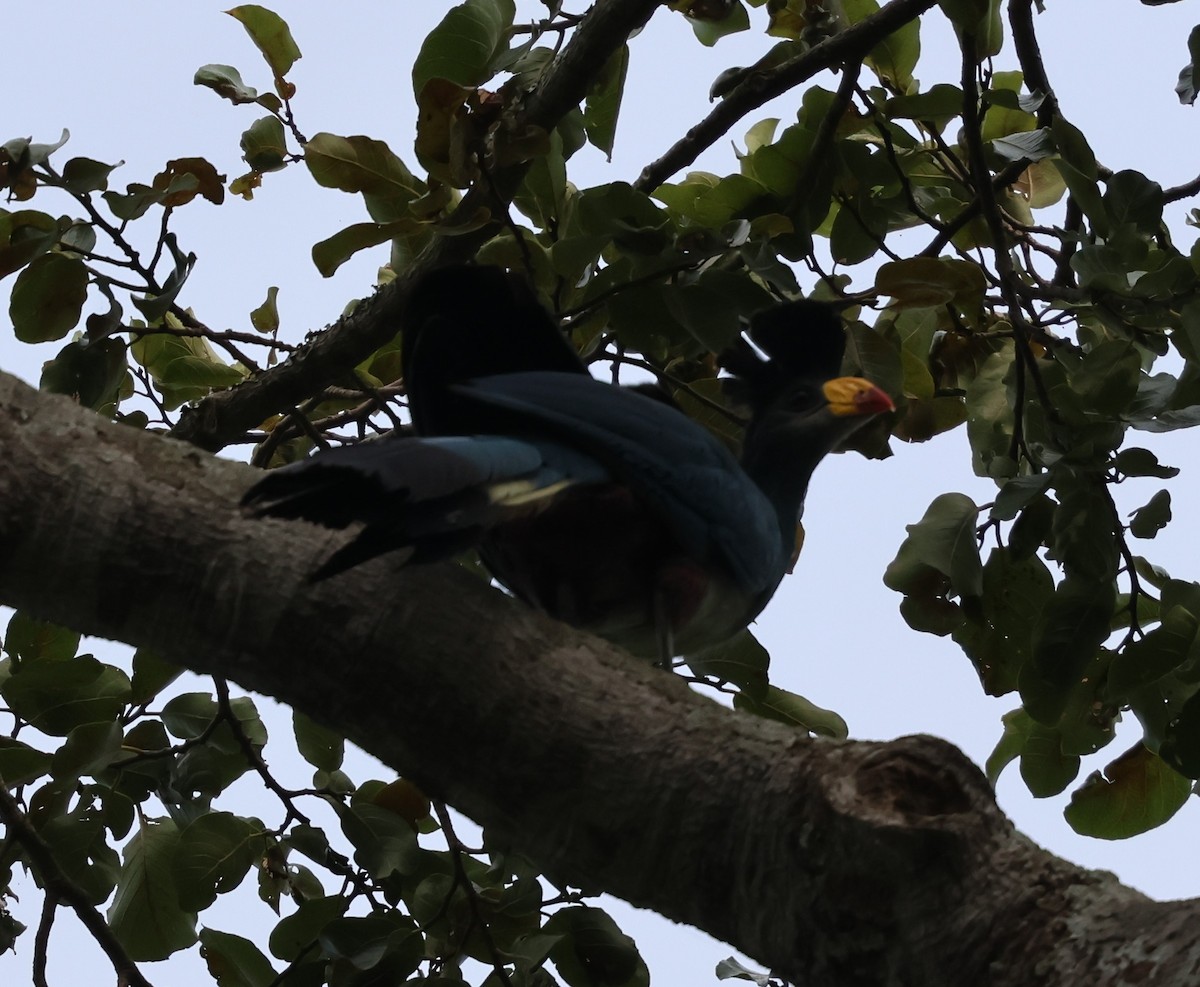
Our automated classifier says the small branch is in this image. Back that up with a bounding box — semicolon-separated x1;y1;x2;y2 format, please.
605;353;745;423
0;781;155;987
512;12;586;35
635;0;939;192
33;893;55;987
918;160;1029;257
1105;488;1143;644
791;60;863;201
129;323;297;354
1164;173;1200;204
857;84;950;238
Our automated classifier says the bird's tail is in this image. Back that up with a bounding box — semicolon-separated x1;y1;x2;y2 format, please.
241;434;583;580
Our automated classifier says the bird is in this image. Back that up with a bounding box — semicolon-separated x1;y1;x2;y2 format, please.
242;265;894;661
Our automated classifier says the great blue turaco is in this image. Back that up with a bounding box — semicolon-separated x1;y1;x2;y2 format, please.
242;265;894;660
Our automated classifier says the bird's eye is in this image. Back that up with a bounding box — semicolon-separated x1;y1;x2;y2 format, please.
784;386;817;411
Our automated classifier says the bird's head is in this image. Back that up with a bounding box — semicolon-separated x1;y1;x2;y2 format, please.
720;299;894;522
721;298;894;442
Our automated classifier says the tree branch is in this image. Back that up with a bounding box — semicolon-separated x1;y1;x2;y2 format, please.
4;373;1200;985
634;0;939;194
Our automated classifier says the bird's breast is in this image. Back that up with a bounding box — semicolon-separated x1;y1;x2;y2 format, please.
480;483;762;659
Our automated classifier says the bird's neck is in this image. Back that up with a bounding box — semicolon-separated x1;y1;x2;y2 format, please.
739;419;834;546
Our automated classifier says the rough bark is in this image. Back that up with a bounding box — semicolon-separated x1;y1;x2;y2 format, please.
4;372;1200;985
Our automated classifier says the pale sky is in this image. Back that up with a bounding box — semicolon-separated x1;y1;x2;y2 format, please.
4;3;1200;984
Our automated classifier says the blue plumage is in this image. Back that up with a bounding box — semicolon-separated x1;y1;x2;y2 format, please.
243;265;892;659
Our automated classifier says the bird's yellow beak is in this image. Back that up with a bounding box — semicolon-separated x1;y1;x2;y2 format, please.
822;377;895;417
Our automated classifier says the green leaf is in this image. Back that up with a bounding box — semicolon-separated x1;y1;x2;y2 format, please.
268;895;347;962
3;612;80;661
937;0;1003;59
716;957;773;985
845;0;920;90
317;912;421;975
240;115;288;172
733;685;849;739
0;209;59;279
130;649;183;705
161;692;219;739
337;803;421;880
61;156;120;193
1114;448;1180;479
954;547;1053;696
1071;340;1141;413
102;183;164;221
175;812;266;910
545;906;648;987
293;710;344;772
1049;480;1118;583
1065;743;1191;838
991;127;1054;163
885;493;983;598
131;232;195;323
1108;605;1198;694
226;6;302;81
885;84;962;126
311;219;421;278
1020;578;1114;725
985;707;1032;785
412;0;516;98
130;331;246;409
194;64;261;104
696;1;751;46
874;257;985;310
199;928;279;987
584;45;629;161
39;797;121;903
51;721;123;779
1;656;131;736
1007;494;1054;560
249;286;279;333
990;474;1051;522
1019;721;1080;797
1104;170;1163;234
0;737;52;787
40;338;128;412
304;133;420;199
685;630;769;700
9;252;88;342
108;818;198;961
1177;24;1200;105
1051;117;1108;236
1129;489;1171;539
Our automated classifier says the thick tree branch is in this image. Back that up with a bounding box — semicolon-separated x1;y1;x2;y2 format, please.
3;373;1200;985
634;0;939;194
170;0;663;454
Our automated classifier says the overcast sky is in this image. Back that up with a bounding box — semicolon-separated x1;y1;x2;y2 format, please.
5;3;1200;984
